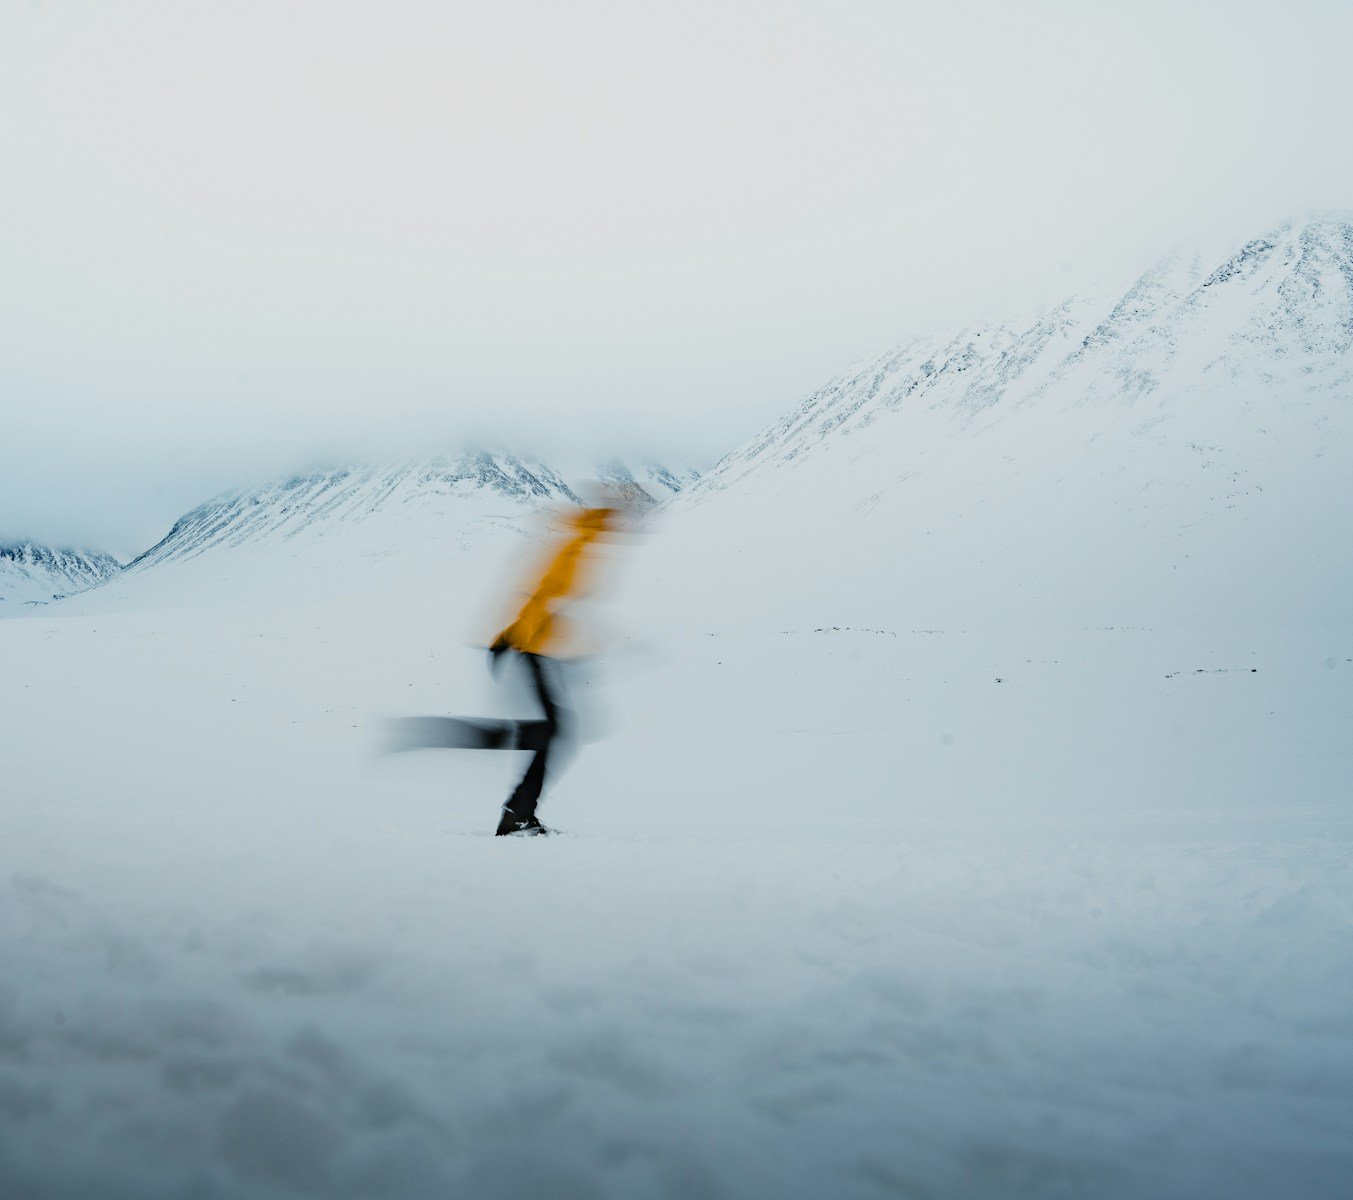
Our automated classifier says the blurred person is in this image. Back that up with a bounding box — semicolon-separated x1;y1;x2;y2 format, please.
385;495;623;836
484;498;619;835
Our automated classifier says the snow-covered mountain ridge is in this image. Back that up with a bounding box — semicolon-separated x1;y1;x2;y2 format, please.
123;451;699;575
0;543;121;608
654;216;1352;632
596;459;703;510
690;217;1353;498
124;451;578;574
37;450;700;613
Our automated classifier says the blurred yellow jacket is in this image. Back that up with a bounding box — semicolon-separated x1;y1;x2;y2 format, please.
494;508;614;658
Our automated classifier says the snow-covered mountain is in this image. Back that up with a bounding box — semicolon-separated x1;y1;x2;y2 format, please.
692;218;1353;499
121;451;704;578
123;451;580;575
660;216;1353;632
50;450;700;612
0;542;121;608
596;460;704;508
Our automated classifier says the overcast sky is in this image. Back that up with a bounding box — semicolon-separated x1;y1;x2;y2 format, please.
3;0;1352;554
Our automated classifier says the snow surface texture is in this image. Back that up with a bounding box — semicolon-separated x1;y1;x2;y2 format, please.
2;219;1352;1199
0;543;120;608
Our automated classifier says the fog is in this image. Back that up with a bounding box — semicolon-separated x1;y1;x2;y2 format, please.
3;0;1351;556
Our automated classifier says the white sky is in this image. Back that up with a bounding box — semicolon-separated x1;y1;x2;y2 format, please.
3;0;1352;555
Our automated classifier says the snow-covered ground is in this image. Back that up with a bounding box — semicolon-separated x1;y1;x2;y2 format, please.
2;561;1351;1199
3;218;1352;1197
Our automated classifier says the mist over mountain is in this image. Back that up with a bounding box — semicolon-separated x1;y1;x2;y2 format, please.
12;216;1351;634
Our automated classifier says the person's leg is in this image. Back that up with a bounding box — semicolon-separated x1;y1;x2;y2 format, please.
497;654;562;834
383;716;514;753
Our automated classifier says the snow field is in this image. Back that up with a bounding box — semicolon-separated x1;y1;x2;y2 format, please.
3;596;1351;1198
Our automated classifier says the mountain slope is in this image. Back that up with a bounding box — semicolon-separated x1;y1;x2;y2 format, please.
62;450;699;613
691;218;1352;498
596;460;704;509
124;451;579;574
0;543;121;609
657;216;1353;632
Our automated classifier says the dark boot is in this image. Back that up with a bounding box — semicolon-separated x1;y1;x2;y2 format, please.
495;813;551;837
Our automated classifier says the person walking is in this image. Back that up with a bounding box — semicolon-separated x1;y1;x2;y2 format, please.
383;498;620;836
486;501;617;835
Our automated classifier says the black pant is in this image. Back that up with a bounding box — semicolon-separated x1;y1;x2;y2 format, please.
381;652;569;830
500;652;566;826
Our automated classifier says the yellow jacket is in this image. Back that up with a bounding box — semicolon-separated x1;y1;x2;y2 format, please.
494;508;614;657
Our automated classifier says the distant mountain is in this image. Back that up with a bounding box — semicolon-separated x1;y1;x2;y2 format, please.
667;215;1353;629
17;450;703;613
0;543;121;609
596;460;705;508
690;217;1353;500
122;451;703;577
124;451;581;574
